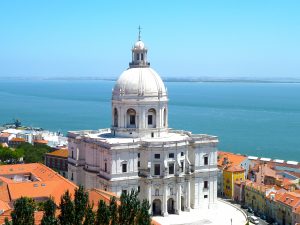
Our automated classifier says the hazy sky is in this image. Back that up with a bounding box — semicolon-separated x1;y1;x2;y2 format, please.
1;0;300;78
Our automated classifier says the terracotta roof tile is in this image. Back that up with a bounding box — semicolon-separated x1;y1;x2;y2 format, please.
10;137;25;142
33;140;48;144
225;165;245;173
218;151;246;169
277;192;300;208
0;133;10;138
46;149;68;158
0;163;77;206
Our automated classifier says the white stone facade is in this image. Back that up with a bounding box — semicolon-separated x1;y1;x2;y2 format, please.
68;36;219;216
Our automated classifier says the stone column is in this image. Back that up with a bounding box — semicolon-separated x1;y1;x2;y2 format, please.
186;180;191;211
163;184;168;216
148;182;152;214
176;184;182;214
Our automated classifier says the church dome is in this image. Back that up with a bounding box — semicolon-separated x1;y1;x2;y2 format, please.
112;67;167;99
134;40;145;49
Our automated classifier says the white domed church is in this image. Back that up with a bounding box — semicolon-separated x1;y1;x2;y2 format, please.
68;33;219;216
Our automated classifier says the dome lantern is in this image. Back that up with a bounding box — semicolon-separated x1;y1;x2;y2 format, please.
129;26;150;68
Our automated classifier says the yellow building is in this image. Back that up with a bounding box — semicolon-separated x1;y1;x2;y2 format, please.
223;165;245;198
244;181;268;215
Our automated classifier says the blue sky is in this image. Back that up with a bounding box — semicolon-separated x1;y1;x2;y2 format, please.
0;0;300;78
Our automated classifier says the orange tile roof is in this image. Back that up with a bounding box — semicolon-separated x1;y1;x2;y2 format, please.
218;151;246;169
33;140;48;144
0;200;11;212
0;210;45;225
0;133;10;138
226;165;245;172
10;137;25;142
0;209;12;225
0;163;77;206
46;149;68;158
88;188;119;210
277;192;300;208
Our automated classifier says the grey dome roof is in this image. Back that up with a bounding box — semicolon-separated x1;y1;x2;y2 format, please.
112;67;167;99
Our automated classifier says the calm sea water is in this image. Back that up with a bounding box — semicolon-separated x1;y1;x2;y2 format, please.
1;80;300;161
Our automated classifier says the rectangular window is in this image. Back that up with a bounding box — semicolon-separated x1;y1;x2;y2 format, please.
141;53;144;60
122;163;127;173
130;115;135;125
169;163;174;175
138;153;140;158
204;156;208;165
138;161;140;167
138;186;140;192
154;164;160;176
181;161;184;172
204;180;208;189
204;195;208;198
169;153;174;158
181;152;184;156
154;154;160;159
104;162;107;172
148;115;153;125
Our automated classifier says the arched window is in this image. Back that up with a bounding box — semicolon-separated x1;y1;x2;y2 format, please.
147;108;156;128
141;53;144;60
127;108;136;128
114;108;118;127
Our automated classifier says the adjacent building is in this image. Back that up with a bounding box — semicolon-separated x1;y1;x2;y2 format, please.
218;151;248;198
0;163;77;208
45;148;68;178
68;35;219;216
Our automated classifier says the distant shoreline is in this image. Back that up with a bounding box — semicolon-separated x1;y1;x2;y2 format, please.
1;76;300;83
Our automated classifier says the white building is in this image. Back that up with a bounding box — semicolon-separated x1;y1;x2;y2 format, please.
68;34;219;216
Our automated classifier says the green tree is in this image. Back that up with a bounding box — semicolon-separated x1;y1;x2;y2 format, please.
118;190;140;225
0;146;23;164
58;190;75;225
41;198;58;225
83;203;95;225
136;199;151;225
109;196;118;225
74;186;89;225
16;143;52;163
4;217;11;225
128;190;140;225
11;197;35;225
96;200;110;225
118;192;130;225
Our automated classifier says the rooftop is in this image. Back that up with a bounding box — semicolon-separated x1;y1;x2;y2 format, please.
277;192;300;208
68;129;218;147
0;163;77;205
218;151;247;170
9;137;25;142
46;149;68;158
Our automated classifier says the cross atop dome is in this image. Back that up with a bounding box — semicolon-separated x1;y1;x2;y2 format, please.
138;25;142;41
